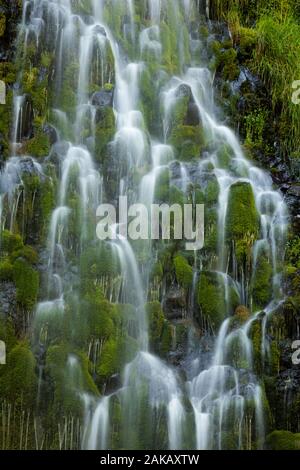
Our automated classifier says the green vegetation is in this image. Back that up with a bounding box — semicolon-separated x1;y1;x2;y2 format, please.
146;301;165;352
225;182;260;262
170;125;204;161
197;271;226;330
173;255;193;289
266;431;300;450
251;254;273;310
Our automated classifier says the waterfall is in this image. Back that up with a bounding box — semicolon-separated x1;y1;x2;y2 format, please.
0;0;289;450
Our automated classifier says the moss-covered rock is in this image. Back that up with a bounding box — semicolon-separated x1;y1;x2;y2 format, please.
170;124;204;161
94;107;116;165
46;344;98;416
0;341;37;407
24;127;51;158
197;271;226;330
266;430;300;450
0;259;14;281
1;230;23;254
225;182;260;262
12;258;39;311
234;305;250;324
173;255;193;289
146;301;165;352
251;254;273;310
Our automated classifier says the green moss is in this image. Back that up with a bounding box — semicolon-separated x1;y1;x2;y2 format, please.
160;21;180;74
86;297;117;340
80;244;120;295
139;67;162;134
234;305;250;324
24;127;51;158
251;255;273;310
250;319;263;373
22;67;48;117
167;85;191;130
1;230;23;254
269;340;280;375
95;107;115;164
170;125;204;161
11;245;38;265
160;322;173;357
197;271;226;330
266;430;300;450
203;207;218;253
12;258;39;311
0;318;17;351
0;259;14;281
0;61;16;84
225;182;260;261
205;178;220;204
244;110;267;148
217;143;233;168
60;61;79;115
0;89;12;157
39;176;56;238
286;236;300;270
154;168;170;202
0;12;6;37
212;41;240;80
150;261;163;282
0;342;37;407
146;302;165;352
96;337;120;380
46;344;98;416
174;255;193;289
238;27;258;60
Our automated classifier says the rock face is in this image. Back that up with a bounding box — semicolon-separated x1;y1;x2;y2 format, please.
0;1;20;61
163;285;186;320
91;88;114;108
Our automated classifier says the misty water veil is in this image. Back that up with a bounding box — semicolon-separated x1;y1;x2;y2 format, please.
0;0;290;451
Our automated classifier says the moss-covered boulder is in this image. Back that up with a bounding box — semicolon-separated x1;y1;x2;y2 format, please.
0;341;37;407
94;106;116;165
251;254;273;310
234;305;250;324
266;430;300;450
146;301;165;353
12;258;39;311
170;124;204;161
225;182;260;261
197;271;226;330
46;344;98;416
173;255;193;290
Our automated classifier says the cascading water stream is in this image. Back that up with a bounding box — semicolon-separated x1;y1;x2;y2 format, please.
0;0;289;450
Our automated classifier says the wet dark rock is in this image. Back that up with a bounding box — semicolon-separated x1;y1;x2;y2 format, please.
91;88;114;108
43;124;58;145
231;67;261;95
36;343;47;365
176;83;192;100
47;140;69;166
207;20;231;43
105;373;122;395
186;102;200;126
18;94;34;141
93;24;106;37
163;285;186;320
0;282;17;318
276;366;300;409
18;156;40;176
0;1;21;61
